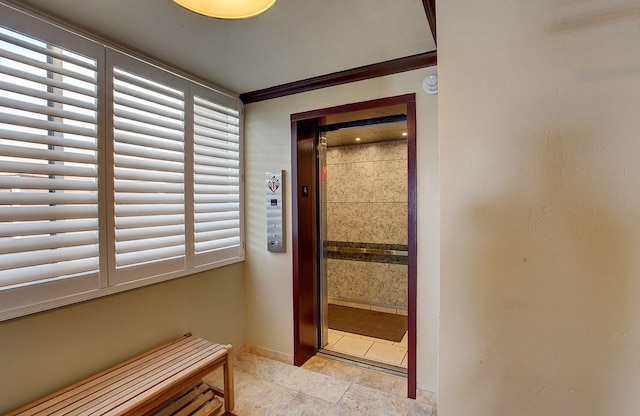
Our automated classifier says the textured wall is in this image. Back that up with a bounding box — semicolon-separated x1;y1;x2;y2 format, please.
326;141;407;307
326;141;407;245
439;0;640;415
328;258;408;307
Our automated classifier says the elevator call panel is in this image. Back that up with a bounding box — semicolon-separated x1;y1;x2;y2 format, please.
266;170;285;252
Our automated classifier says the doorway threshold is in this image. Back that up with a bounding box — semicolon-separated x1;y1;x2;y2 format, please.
316;349;408;378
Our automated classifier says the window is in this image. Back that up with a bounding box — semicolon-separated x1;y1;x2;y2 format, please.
0;4;244;321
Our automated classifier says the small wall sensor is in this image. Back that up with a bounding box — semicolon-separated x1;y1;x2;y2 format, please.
422;73;438;95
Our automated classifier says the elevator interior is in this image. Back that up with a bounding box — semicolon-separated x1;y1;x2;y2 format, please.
316;111;409;373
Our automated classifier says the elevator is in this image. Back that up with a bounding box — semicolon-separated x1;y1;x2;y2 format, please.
291;94;418;398
316;115;409;374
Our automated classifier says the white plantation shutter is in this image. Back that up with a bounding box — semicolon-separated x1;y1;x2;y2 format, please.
191;87;243;267
108;53;188;284
0;13;104;315
0;3;244;321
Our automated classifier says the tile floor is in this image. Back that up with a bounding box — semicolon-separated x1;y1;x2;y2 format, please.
325;328;409;368
204;351;436;416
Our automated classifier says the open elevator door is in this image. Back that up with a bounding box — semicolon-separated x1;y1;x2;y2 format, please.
291;94;417;398
315;114;409;357
317;132;329;349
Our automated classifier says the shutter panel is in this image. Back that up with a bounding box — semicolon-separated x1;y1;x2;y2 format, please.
110;63;187;284
192;94;243;266
0;26;100;289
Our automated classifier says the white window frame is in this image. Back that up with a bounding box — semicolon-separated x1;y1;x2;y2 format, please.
0;2;244;321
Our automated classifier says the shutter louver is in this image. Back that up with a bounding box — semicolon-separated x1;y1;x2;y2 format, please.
0;26;100;289
112;67;186;282
193;95;242;266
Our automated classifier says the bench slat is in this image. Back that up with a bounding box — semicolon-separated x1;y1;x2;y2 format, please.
51;341;218;415
85;345;226;416
8;335;194;416
39;338;214;416
8;334;234;416
152;382;208;416
172;390;214;416
191;399;223;416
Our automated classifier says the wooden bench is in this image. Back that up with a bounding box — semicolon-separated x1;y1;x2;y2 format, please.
7;333;234;416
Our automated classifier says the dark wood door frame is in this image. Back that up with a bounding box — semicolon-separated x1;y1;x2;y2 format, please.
291;94;418;399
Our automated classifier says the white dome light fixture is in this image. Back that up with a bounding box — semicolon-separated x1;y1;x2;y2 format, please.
173;0;277;19
422;72;438;95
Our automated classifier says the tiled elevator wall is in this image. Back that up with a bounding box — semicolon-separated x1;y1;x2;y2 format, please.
326;141;408;308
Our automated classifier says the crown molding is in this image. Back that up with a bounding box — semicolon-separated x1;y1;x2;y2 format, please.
422;0;437;46
240;50;437;104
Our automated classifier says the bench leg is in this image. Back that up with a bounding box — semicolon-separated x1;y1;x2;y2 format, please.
223;345;234;412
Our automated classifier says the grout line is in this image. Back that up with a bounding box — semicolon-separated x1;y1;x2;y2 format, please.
326;330;409;368
328;334;342;349
362;342;374;358
334;381;352;406
278;390;301;414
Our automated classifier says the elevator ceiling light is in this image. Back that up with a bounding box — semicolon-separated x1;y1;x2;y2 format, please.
173;0;277;19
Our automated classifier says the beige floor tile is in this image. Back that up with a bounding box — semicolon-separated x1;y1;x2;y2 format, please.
272;365;352;404
332;330;361;339
326;331;343;349
301;356;329;372
416;388;438;407
313;359;402;395
208;352;430;416
401;352;408;368
275;392;364;416
409;399;435;416
233;352;291;383
230;372;298;416
361;335;394;345
339;383;433;416
331;336;373;357
364;343;406;365
391;377;408;398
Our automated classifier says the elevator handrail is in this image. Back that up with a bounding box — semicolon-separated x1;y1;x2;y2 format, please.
326;245;408;257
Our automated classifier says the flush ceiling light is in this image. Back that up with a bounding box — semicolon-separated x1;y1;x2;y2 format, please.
422;72;438;95
173;0;277;19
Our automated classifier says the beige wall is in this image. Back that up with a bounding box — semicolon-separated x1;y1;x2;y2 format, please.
0;68;439;412
0;264;244;413
244;68;440;392
439;0;640;415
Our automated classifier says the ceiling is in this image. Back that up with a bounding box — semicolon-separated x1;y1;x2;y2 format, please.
322;103;408;147
325;121;407;148
16;0;436;95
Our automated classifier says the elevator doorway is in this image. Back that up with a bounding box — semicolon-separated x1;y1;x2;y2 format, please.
317;115;409;374
291;94;418;398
